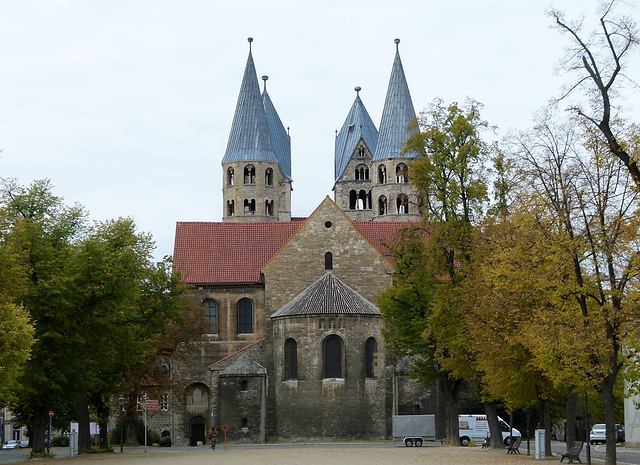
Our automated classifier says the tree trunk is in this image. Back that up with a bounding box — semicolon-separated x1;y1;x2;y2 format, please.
438;377;461;446
125;410;139;446
30;406;48;454
564;388;577;448
601;379;618;465
541;399;552;457
97;404;110;450
75;396;91;453
483;401;503;449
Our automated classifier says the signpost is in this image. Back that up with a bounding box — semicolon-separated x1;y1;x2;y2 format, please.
142;399;159;452
48;411;53;454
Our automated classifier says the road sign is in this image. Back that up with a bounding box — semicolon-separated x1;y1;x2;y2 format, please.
49;411;54;417
145;400;159;411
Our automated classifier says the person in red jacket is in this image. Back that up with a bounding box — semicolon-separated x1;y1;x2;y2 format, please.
208;426;218;451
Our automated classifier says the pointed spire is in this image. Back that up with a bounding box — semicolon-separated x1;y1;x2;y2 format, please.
262;75;292;180
372;38;417;161
223;38;278;164
334;86;378;182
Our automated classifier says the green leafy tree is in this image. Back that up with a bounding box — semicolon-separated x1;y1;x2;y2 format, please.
0;302;34;405
0;180;191;454
0;178;86;453
380;99;491;446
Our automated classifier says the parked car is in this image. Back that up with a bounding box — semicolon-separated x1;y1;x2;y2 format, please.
590;423;625;444
590;424;606;444
2;440;19;450
19;439;29;448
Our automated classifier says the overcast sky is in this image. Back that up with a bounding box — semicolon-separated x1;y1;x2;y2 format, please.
1;0;639;261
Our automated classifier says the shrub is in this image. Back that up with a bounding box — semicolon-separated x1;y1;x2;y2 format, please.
108;420;160;446
158;435;171;447
51;436;69;447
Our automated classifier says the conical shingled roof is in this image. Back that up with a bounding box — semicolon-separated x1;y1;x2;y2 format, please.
262;79;292;181
271;272;381;318
222;39;278;164
372;39;418;162
334;89;379;183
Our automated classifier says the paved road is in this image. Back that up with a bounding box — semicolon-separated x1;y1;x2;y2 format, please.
546;440;639;465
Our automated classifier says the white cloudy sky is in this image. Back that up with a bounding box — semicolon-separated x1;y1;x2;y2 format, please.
1;0;639;261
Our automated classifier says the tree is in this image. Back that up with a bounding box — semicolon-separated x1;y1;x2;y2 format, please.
506;113;640;465
0;302;34;405
0;210;35;405
0;179;192;454
380;99;491;446
463;209;574;454
0;178;87;454
550;0;640;189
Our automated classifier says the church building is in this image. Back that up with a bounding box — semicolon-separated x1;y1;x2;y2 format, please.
170;38;435;446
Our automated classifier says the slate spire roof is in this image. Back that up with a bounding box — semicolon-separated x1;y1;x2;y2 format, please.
372;39;418;161
262;76;292;181
334;86;379;182
222;38;279;164
271;272;381;318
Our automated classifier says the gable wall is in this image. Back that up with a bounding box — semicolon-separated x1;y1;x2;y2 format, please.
262;198;393;317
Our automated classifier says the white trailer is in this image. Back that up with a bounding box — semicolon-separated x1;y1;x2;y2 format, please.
392;415;436;447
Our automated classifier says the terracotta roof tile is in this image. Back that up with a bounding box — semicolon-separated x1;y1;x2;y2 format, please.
174;222;303;284
174;220;414;285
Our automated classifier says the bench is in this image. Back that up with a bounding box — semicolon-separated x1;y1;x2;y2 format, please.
560;441;583;463
506;436;521;454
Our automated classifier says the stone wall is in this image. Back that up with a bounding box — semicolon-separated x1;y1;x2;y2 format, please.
271;314;389;439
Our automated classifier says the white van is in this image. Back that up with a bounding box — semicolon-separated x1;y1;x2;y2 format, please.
459;414;521;446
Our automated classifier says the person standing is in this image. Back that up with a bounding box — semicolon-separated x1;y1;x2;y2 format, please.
208;426;218;451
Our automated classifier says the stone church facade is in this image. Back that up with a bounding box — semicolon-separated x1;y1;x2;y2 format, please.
167;38;437;446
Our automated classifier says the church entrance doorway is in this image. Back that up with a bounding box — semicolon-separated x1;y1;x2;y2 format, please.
190;416;206;446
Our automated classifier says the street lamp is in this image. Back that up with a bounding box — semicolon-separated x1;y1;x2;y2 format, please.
118;396;125;453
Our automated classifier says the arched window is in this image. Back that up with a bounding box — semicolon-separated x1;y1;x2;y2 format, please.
244;165;256;184
396;163;408;183
396;194;409;214
237;298;254;334
355;164;369;181
325;252;333;271
202;299;218;334
265;200;274;216
378;196;387;215
284;338;298;380
244;199;256;215
349;190;357;210
324;335;343;378
378;165;387;184
265;168;274;186
227;200;234;216
227;167;234;186
356;190;370;210
365;337;377;378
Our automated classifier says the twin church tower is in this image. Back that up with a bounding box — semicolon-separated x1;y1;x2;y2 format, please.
221;37;420;223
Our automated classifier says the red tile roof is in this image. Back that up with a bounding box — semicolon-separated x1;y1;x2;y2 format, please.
173;220;412;285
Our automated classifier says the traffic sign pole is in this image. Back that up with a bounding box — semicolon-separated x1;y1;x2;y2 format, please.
48;411;53;454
